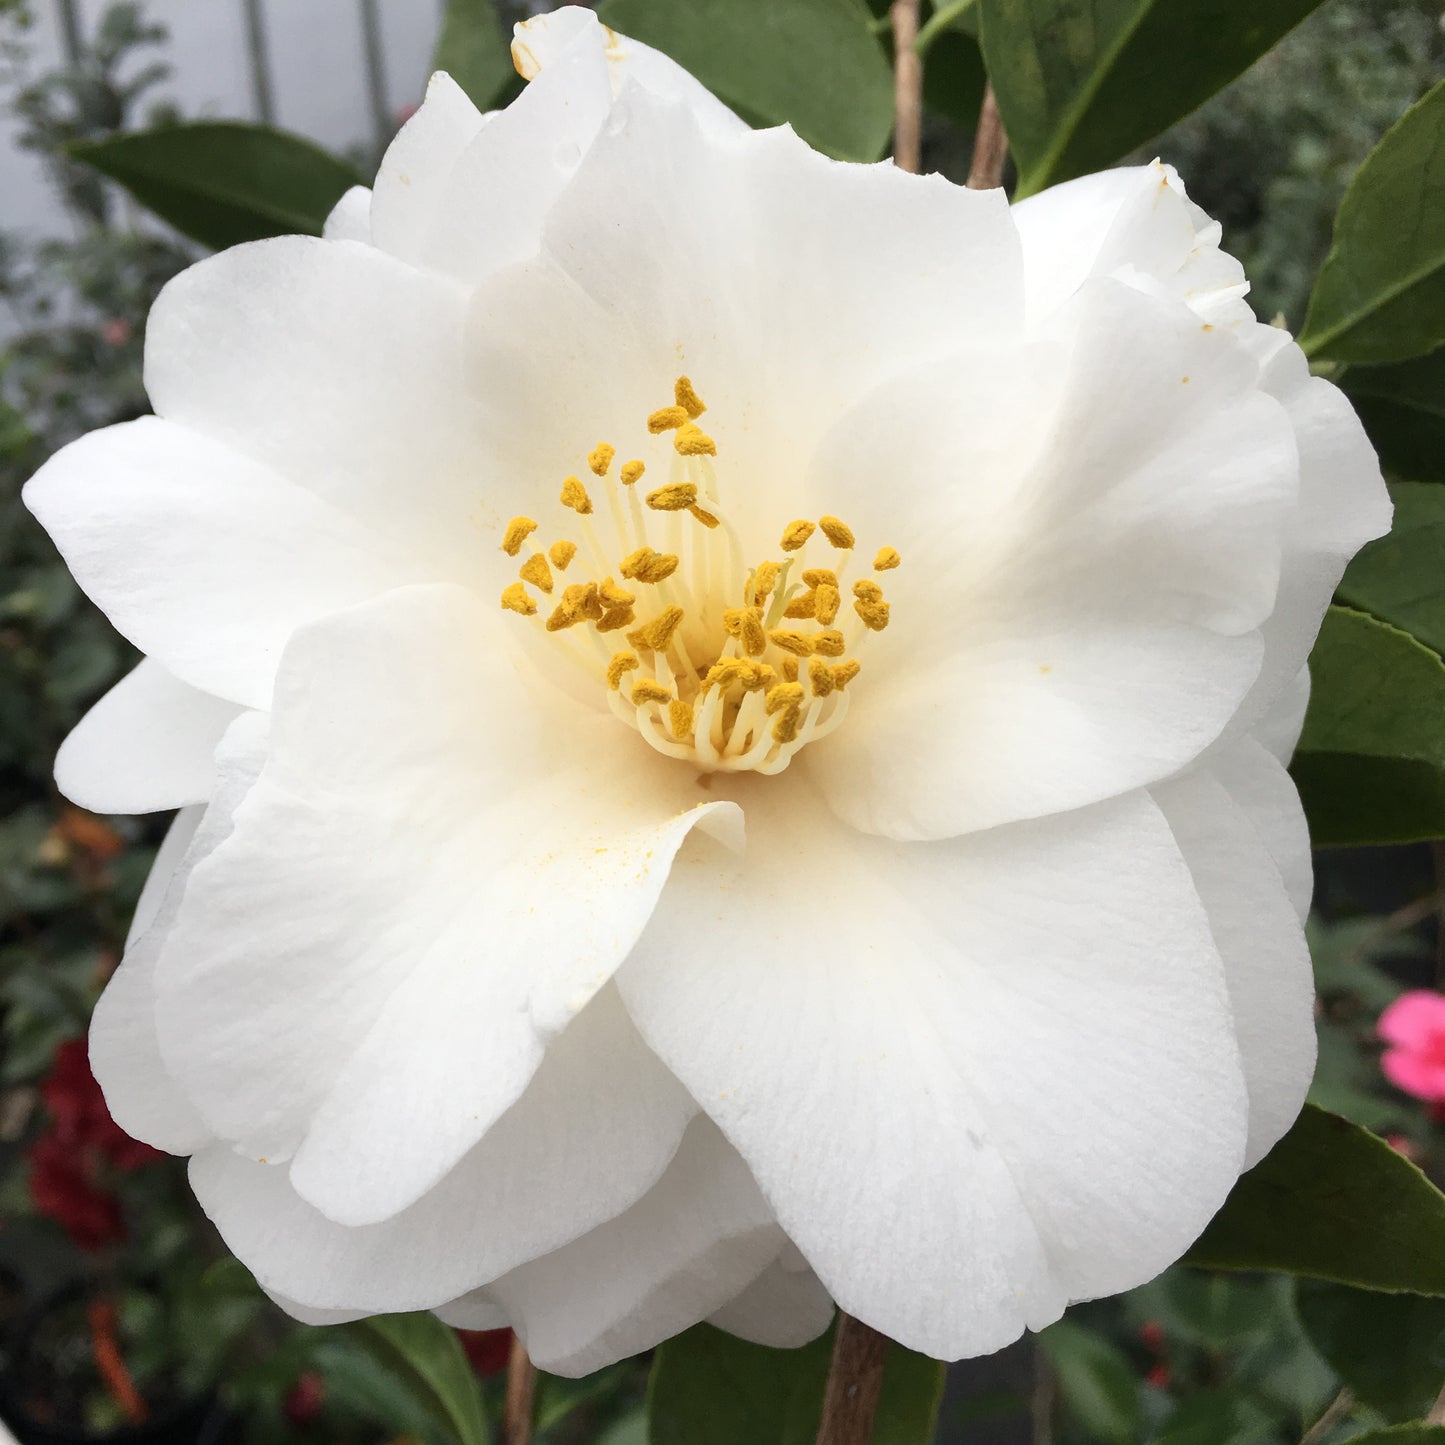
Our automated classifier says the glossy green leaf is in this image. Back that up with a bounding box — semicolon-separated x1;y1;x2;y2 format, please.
647;1323;945;1445
69;122;364;251
433;0;517;112
353;1313;489;1445
1292;606;1445;846
1343;347;1445;483
1038;1319;1140;1444
1183;1105;1445;1294
1296;1281;1445;1422
1300;81;1445;363
595;0;893;161
1338;484;1445;654
979;0;1326;197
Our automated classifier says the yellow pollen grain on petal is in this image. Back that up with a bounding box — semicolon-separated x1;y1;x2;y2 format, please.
801;568;838;589
501;516;538;556
674;375;707;418
648;405;689;433
668;698;695;740
819;515;855;549
780;520;816;552
768;628;816;657
855;599;891;631
628;605;686;653
808;658;836;697
619;547;680;584
750;561;781;607
606;652;640;690
518;552;554;593
500;582;537;616
765;682;804;714
560;476;593;514
674;422;717;457
783;592;818;620
873;546;901;571
620;459;646;486
646;481;699;512
689;504;721;529
631;679;673;706
853;579;884;603
812;629;846;658
588;442;616;477
833;659;861;689
548;539;578;570
814;583;841;626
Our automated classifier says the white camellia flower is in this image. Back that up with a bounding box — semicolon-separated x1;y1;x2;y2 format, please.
26;7;1389;1374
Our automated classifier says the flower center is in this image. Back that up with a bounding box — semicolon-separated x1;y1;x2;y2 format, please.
497;377;898;775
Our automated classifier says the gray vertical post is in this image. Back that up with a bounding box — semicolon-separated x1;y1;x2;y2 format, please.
358;0;390;158
242;0;276;126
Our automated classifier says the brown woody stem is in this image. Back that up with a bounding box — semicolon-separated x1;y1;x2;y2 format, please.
815;1312;891;1445
504;1334;538;1445
966;82;1010;191
890;0;923;174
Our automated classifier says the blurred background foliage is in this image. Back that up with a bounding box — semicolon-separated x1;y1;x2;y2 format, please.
0;1;1441;1443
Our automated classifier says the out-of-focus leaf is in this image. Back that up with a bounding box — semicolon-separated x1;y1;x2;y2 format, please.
1292;606;1445;846
1296;1281;1445;1422
1338;483;1445;654
979;0;1327;198
68;122;364;250
433;0;517;112
1183;1105;1445;1294
922;28;987;131
1343;347;1445;483
1300;82;1445;363
353;1313;489;1445
1151;1391;1279;1445
1330;1431;1445;1445
1039;1319;1139;1444
596;0;893;161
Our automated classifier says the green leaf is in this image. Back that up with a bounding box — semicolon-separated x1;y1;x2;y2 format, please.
1338;483;1445;653
1183;1105;1445;1295
433;0;518;112
1151;1392;1279;1445
979;0;1327;198
1343;347;1445;483
68;122;365;251
352;1313;489;1445
922;28;987;132
1296;1281;1445;1422
1038;1319;1140;1444
1300;82;1445;364
595;0;893;161
647;1323;944;1445
1292;606;1445;846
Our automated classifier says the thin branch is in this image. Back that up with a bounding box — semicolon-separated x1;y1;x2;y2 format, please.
1031;1345;1056;1445
815;1313;891;1445
966;82;1009;190
1299;1388;1354;1445
504;1334;538;1445
890;0;923;175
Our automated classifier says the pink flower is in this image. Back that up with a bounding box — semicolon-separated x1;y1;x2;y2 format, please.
1378;991;1445;1103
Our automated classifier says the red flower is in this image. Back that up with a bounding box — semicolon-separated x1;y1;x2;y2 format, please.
42;1038;160;1171
26;1133;125;1250
457;1327;513;1377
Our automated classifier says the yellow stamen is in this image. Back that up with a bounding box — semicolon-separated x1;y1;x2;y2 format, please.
674;376;706;418
668;698;695;740
501;516;538;557
765;682;804;714
606;652;639;690
631;679;673;706
833;659;862;688
599;578;636;609
722;608;767;656
560;476;593;514
674;422;717;457
646;482;699;512
768;629;816;657
819;515;855;549
801;568;838;588
689;504;721;529
500;582;536;616
781;656;799;683
812;629;846;657
783;592;818;620
620;459;646;486
855;599;891;631
808;658;836;697
750;561;781;607
549;539;578;570
853;579;884;603
873;546;901;571
546;582;602;631
588;443;616;477
597;606;636;633
619;547;680;584
628;606;686;653
518;552;553;593
648;406;689;433
780;520;816;552
814;583;841;626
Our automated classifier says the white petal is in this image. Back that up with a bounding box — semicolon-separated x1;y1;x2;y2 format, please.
23;418;418;709
322;185;372;244
91;713;268;1153
153;585;740;1225
706;1255;834;1350
55;659;242;814
188;986;697;1313
619;784;1247;1360
433;1293;508;1332
1152;761;1315;1167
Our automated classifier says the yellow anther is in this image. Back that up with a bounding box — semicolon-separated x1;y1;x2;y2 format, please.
619;547;680;584
768;629;816;657
599;577;636;609
549;539;578;570
780;520;815;552
819;515;855;549
588;442;616;477
500;582;537;616
854;599;891;631
703;658;744;692
750;561;781;607
668;698;695;740
740;661;776;691
596;606;636;633
814;583;841;626
674;376;706;418
560;476;593;514
606;652;639;690
722;606;766;655
783;591;818;620
648;405;689;433
765;682;805;714
772;710;803;744
833;659;862;689
674;422;717;457
873;546;901;571
801;568;838;589
646;482;699;512
812;629;846;657
808;658;836;697
628;605;686;653
501;516;538;557
781;656;799;683
853;579;884;603
689;504;721;529
620;459;646;485
518;552;554;593
631;680;673;706
546;581;603;631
